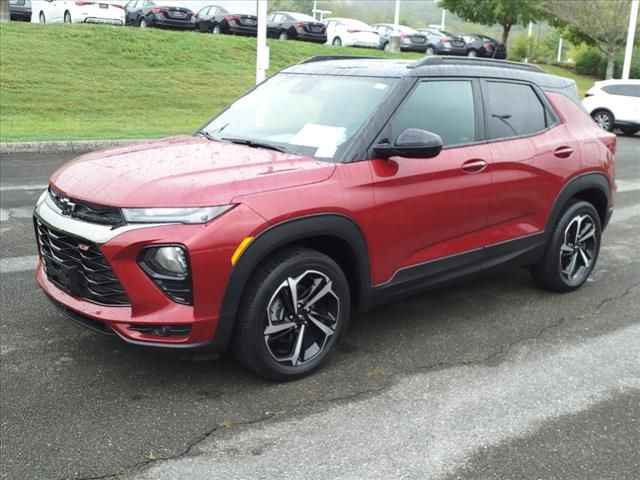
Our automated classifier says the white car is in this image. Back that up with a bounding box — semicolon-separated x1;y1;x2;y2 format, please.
582;79;640;135
32;0;72;23
322;17;379;48
70;0;124;25
32;0;124;24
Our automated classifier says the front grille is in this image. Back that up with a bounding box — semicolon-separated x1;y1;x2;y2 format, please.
49;187;125;226
35;219;130;306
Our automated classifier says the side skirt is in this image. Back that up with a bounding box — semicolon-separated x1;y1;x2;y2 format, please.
368;233;546;307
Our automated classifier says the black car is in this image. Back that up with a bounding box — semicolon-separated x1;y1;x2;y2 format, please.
461;34;507;59
372;24;428;53
9;0;31;21
418;28;468;56
267;11;326;43
124;0;196;29
195;4;257;35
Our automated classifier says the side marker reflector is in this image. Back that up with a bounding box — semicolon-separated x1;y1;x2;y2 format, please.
231;237;254;265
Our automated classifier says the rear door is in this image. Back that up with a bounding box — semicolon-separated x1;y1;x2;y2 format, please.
370;78;493;283
481;79;575;243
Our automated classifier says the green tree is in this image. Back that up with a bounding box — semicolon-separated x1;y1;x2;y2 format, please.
541;0;635;79
438;0;543;45
269;0;315;16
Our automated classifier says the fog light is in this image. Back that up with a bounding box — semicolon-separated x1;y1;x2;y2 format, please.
152;246;188;275
139;245;193;305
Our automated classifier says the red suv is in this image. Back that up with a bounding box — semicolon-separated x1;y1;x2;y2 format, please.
34;57;616;380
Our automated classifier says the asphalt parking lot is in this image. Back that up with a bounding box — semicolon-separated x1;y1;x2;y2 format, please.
1;137;639;480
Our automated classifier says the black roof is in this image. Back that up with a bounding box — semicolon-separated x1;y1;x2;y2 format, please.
285;56;579;102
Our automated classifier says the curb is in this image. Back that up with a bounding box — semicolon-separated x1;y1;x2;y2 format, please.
0;139;147;155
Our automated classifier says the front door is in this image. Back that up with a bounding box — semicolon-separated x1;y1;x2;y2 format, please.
369;78;493;285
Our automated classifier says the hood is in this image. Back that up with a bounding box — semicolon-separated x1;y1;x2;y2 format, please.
50;136;335;208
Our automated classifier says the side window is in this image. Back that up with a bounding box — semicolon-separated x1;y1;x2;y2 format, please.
484;81;547;139
198;6;209;16
390;80;476;147
143;0;154;7
267;14;274;22
617;84;640;97
601;85;619;95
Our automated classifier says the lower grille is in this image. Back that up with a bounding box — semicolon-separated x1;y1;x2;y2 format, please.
35;219;130;306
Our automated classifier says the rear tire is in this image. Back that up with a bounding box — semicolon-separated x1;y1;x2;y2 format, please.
592;109;614;132
212;24;221;34
139;18;148;28
39;11;46;23
64;11;71;23
279;31;288;40
426;46;436;56
383;42;390;51
467;49;477;57
233;247;351;381
530;201;601;292
332;37;342;46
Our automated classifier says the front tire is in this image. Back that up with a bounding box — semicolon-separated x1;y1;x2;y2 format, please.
531;201;601;292
233;247;351;381
467;49;477;57
592;109;614;132
39;11;46;23
426;46;436;56
139;18;148;28
279;31;288;40
332;37;342;47
212;24;221;34
383;42;390;52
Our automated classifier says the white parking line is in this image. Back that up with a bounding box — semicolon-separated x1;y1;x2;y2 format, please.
0;256;39;274
617;180;640;193
611;204;640;223
0;184;48;192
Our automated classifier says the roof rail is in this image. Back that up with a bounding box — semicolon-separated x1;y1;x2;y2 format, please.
408;56;544;73
299;55;381;64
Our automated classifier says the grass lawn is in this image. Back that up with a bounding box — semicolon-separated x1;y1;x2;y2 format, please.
0;23;598;142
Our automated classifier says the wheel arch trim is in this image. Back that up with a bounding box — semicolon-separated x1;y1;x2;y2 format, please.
546;172;611;235
213;213;372;350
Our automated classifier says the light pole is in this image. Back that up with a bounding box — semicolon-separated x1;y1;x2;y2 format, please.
622;0;638;80
256;0;269;84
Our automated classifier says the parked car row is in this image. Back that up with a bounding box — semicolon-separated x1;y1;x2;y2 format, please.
13;1;508;58
12;0;125;24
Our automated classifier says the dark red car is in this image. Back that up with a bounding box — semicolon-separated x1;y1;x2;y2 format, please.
34;57;616;380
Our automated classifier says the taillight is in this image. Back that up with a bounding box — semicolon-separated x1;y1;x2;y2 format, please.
113;4;124;8
347;29;362;33
401;34;411;38
151;7;167;14
224;15;238;21
292;22;304;28
75;0;94;5
603;135;617;154
483;42;493;49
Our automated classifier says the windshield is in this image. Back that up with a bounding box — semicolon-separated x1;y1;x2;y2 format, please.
201;73;397;161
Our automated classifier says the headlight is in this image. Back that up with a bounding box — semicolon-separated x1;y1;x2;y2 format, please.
122;205;233;224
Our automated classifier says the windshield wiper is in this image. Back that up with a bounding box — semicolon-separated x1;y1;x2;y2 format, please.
195;129;217;141
221;137;288;153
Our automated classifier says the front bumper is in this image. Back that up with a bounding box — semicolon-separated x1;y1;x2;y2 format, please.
33;190;265;352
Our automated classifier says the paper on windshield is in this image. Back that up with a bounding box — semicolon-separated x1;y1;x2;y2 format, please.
290;123;346;158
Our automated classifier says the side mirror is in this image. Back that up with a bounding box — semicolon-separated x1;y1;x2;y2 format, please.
374;128;443;159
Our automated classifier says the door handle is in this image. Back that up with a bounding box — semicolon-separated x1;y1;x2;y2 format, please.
461;159;488;173
554;146;574;158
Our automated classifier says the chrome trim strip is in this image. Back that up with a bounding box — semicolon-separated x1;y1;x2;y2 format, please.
34;189;168;245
